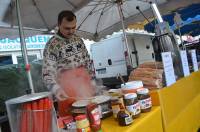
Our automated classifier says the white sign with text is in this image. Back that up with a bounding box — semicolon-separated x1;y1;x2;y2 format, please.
0;35;52;51
190;50;199;72
162;52;176;86
180;50;190;76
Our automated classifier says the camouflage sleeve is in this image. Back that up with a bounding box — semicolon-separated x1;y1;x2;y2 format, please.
42;42;60;93
80;39;94;76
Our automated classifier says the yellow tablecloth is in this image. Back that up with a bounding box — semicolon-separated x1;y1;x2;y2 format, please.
157;71;200;132
101;106;163;132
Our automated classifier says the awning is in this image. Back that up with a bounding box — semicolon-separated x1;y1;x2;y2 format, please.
144;3;200;36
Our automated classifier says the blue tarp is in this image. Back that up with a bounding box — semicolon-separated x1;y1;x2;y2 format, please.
144;3;200;36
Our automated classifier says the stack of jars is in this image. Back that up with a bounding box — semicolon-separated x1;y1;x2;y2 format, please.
111;81;152;126
59;103;102;132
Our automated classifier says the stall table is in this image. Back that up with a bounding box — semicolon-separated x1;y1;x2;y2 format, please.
101;106;163;132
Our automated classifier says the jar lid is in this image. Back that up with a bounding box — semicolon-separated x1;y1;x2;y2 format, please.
121;81;143;89
136;88;149;95
75;114;87;121
124;93;137;99
72;100;90;108
91;95;110;104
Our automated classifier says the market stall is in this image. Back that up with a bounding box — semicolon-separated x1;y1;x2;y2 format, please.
2;1;200;132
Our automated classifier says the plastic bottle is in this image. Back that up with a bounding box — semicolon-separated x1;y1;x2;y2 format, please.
86;103;101;132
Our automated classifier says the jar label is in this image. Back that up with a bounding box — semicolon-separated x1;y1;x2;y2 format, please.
76;118;90;129
139;97;152;110
98;105;103;118
77;127;91;132
91;108;101;125
125;102;141;115
125;116;133;125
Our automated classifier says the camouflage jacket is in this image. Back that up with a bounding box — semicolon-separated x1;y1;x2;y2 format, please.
42;33;92;92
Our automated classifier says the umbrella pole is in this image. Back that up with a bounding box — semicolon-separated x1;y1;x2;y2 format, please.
117;1;132;67
16;0;35;93
177;25;185;50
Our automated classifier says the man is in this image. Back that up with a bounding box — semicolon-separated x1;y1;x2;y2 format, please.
42;10;93;101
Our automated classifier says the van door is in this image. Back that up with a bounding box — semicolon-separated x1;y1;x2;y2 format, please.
91;36;127;79
127;36;138;69
91;42;108;78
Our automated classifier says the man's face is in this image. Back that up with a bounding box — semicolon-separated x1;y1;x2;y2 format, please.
58;18;76;39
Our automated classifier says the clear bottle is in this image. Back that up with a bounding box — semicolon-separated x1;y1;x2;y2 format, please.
111;97;124;119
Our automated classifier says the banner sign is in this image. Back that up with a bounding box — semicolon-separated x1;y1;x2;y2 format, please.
0;35;52;51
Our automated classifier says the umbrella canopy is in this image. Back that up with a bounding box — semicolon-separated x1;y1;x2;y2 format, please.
0;26;49;39
2;0;92;30
144;3;200;36
75;0;167;40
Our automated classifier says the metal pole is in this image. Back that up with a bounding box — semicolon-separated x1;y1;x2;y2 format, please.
177;25;185;50
16;0;35;93
116;0;132;66
151;3;163;23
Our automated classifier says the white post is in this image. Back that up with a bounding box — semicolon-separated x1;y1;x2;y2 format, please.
117;0;132;66
16;0;34;93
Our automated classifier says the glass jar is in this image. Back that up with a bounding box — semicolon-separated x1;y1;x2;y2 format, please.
124;93;141;119
75;114;91;132
137;88;152;113
117;110;133;126
111;97;124;119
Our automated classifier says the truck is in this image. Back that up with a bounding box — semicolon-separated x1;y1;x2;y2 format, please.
90;32;155;86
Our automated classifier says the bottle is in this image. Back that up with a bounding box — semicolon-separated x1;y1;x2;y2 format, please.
86;103;101;132
75;114;91;132
111;97;124;119
117;110;133;126
137;88;152;113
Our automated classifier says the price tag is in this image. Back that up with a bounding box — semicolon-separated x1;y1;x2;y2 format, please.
190;50;198;72
180;50;190;76
161;52;176;86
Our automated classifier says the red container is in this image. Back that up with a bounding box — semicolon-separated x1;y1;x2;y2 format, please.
75;114;91;132
86;103;101;132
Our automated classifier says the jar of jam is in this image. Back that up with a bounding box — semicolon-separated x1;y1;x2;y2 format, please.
137;88;152;113
124;93;141;119
75;114;91;132
117;110;133;126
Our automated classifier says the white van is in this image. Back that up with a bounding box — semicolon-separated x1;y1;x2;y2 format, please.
90;33;155;86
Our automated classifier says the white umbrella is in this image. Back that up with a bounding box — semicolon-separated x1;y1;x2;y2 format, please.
0;26;48;39
75;0;167;68
75;0;167;40
2;0;92;30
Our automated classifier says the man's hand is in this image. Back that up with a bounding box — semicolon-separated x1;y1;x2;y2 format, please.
54;88;68;101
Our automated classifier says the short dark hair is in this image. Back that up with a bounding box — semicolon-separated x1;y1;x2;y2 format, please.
58;10;76;25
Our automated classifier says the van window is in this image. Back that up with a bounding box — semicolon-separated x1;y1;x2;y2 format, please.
17;55;37;64
0;55;13;66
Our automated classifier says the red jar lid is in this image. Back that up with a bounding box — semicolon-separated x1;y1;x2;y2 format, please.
75;114;87;121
